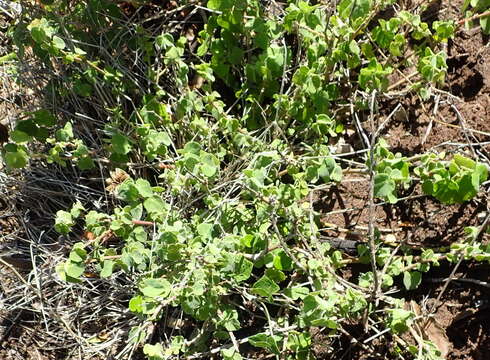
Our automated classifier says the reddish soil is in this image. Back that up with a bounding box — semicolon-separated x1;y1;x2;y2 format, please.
313;0;490;358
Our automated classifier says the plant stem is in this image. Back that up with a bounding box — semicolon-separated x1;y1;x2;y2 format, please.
457;10;490;26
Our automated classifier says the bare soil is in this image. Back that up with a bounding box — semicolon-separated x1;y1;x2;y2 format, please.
313;0;490;358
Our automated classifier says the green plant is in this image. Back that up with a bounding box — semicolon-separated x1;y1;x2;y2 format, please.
462;0;490;34
415;153;488;204
370;139;411;204
5;0;487;359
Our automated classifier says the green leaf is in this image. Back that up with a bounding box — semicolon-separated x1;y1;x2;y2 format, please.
388;308;413;333
358;272;374;288
56;262;82;283
116;180;139;203
100;260;115;278
64;260;85;278
28;18;55;43
52;36;66;50
273;250;293;271
382;274;394;288
374;173;397;203
221;254;253;282
301;295;338;328
416;154;487;204
251;275;280;297
77;156;95;170
181;141;201;155
218;307;241;331
33;126;49;141
16;120;38;136
0;52;17;64
68;244;87;262
248;333;281;355
318;158;342;182
140;278;171;298
130;203;143;220
166;46;183;61
154;131;171;146
432;20;455;41
194;63;215;82
481;15;490;35
351;0;371;20
70;201;85;218
55;122;74;141
200;153;219;177
10;130;30;143
135;178;154;198
359;59;392;91
221;348;243;360
403;271;422;290
143;343;165;359
111;133;132;155
155;33;174;50
234;257;253;282
283;286;310;300
201;164;216;177
453;154;476;169
4;150;29;168
167;336;184;356
144;196;166;216
474;163;488;184
197;223;214;239
287;331;312;355
265;268;286;283
128;295;143;312
32;109;56;126
85;210;108;227
207;0;225;10
338;0;372;20
55;210;74;234
349;40;360;55
73;143;89;157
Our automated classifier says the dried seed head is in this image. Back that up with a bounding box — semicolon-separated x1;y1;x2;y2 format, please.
106;168;129;193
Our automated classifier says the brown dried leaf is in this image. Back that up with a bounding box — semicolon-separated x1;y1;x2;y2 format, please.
410;300;452;359
106;168;129;193
423;318;451;359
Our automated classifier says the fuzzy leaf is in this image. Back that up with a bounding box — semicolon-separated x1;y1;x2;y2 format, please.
251;276;280;297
